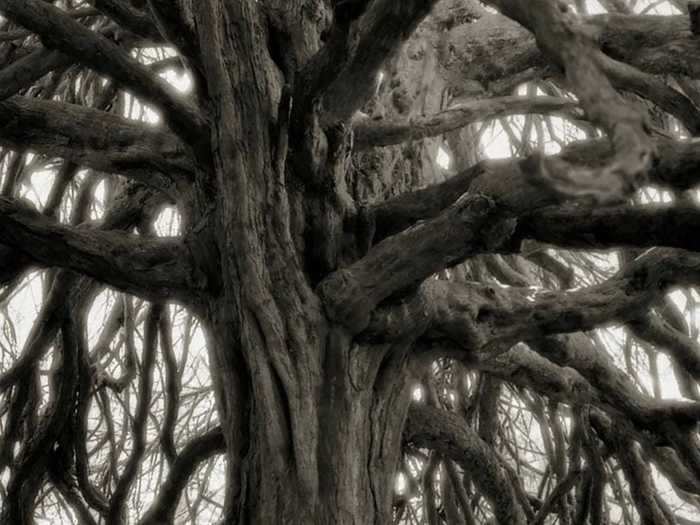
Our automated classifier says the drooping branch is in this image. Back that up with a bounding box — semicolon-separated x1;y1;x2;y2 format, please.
414;335;700;514
0;182;166;392
107;304;161;525
353;95;577;149
139;427;225;525
0;0;206;142
592;411;677;525
404;404;527;525
2;316;80;524
0;96;193;194
159;312;180;463
0;197;204;301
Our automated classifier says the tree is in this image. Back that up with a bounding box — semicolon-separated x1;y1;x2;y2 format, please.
1;0;700;523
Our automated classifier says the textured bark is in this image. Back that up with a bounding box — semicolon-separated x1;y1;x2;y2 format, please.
2;1;700;524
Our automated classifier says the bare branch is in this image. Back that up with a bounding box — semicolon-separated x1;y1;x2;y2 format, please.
353;95;577;149
2;317;80;523
422;249;700;356
404;404;527;525
518;203;700;252
319;192;513;333
0;47;71;101
483;0;654;201
108;304;161;524
0;96;193;194
139;427;225;525
0;0;206;142
369;136;700;244
0;197;203;301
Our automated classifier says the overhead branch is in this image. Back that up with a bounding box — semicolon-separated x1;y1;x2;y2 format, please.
483;0;654;202
0;47;72;101
404;404;528;525
443;12;700;136
380;248;700;357
0;95;193;195
0;183;167;392
0;197;204;301
0;0;206;142
320;0;440;126
444;14;700;93
353;95;577;149
369;136;700;244
598;52;700;136
518;204;700;252
318;192;516;333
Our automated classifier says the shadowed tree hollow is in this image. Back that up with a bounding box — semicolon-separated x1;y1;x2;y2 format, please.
3;0;700;523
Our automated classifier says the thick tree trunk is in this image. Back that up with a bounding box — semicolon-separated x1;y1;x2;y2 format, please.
186;3;411;522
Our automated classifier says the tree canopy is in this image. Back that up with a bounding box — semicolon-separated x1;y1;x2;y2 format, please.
1;0;700;524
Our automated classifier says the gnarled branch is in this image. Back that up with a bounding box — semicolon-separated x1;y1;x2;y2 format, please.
0;0;206;142
0;197;203;301
0;95;193;194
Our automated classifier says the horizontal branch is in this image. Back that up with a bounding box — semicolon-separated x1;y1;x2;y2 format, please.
418;331;700;435
324;137;700;333
375;248;700;356
321;0;440;125
318;192;515;333
404;404;527;525
484;0;653;202
0;96;193;195
369;136;700;243
0;183;168;392
353;95;577;149
0;0;206;142
517;204;700;252
0;198;203;301
533;335;700;430
445;13;700;90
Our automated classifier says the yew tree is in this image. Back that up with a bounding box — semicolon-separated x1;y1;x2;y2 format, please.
3;0;700;523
